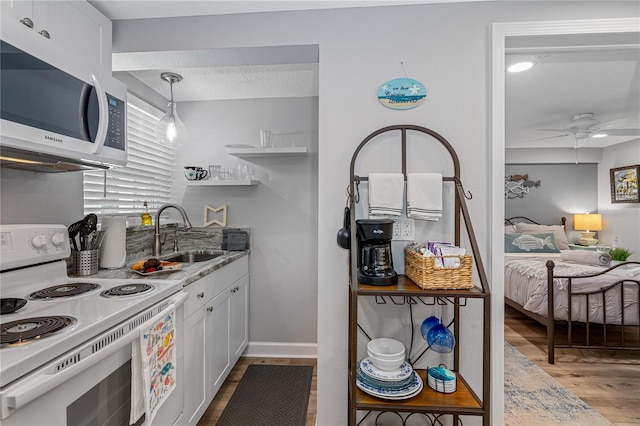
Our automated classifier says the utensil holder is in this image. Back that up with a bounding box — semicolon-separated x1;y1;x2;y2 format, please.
73;249;99;276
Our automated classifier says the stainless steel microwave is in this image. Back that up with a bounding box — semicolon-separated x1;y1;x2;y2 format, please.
0;21;127;172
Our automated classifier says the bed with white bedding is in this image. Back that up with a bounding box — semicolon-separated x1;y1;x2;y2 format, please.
504;217;640;363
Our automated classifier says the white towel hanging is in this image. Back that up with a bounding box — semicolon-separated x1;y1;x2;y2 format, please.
407;173;442;221
368;173;405;218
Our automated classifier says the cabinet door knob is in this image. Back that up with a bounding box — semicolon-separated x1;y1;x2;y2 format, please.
20;17;34;28
39;30;50;39
196;292;205;298
206;306;213;312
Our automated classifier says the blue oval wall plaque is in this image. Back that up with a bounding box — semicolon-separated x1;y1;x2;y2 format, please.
377;77;426;110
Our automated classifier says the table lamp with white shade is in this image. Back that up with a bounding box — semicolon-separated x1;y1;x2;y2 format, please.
574;213;602;246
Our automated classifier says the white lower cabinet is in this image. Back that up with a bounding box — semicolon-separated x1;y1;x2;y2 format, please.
181;256;249;426
183;304;208;425
209;286;231;394
230;275;249;360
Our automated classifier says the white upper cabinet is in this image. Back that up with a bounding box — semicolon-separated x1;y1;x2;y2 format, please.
1;0;112;76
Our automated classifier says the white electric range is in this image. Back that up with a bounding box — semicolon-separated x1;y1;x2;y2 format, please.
0;224;186;426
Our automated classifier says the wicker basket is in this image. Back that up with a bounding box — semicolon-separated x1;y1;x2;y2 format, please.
404;248;474;290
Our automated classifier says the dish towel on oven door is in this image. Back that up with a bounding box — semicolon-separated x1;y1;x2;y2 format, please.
406;173;442;221
368;173;405;218
131;304;178;425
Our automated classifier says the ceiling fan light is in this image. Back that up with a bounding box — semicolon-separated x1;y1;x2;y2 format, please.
507;61;534;73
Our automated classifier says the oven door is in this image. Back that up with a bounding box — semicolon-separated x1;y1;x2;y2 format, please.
0;292;187;426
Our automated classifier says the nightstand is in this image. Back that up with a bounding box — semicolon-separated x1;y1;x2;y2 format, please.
569;243;609;251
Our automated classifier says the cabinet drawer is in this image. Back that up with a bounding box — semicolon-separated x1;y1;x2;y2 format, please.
215;256;249;286
184;274;214;319
183;256;249;319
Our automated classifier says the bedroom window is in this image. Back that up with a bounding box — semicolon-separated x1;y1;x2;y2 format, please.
83;95;174;220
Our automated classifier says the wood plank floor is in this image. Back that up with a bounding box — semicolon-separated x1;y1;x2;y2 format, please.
505;305;640;426
197;357;317;426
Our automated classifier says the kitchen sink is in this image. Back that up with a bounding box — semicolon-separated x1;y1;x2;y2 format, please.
161;250;222;263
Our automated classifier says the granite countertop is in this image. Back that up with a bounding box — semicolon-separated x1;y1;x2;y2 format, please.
88;250;250;287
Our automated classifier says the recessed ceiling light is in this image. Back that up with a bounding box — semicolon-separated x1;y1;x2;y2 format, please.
592;133;608;138
507;61;534;73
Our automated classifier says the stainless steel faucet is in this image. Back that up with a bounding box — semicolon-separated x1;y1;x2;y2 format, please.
152;203;193;256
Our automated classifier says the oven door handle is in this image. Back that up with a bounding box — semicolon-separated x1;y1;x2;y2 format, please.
5;292;187;412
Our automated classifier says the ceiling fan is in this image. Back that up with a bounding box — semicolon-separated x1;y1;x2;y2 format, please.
530;112;640;142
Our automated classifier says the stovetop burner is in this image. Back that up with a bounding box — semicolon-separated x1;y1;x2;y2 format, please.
101;284;154;298
0;316;77;346
28;283;101;300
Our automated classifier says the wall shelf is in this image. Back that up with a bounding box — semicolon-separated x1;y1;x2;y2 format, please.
186;179;258;186
226;147;308;158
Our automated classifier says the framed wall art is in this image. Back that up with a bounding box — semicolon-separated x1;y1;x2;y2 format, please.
610;164;639;203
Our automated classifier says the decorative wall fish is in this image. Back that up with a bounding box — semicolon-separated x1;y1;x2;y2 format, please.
505;173;541;198
508;174;528;182
504;179;529;199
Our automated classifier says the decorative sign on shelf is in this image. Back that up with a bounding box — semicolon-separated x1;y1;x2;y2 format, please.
377;62;426;110
203;204;227;227
504;174;540;199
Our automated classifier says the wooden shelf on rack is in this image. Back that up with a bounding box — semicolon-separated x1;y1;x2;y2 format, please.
186;179;258;186
357;275;486;299
356;372;483;415
226;147;308;157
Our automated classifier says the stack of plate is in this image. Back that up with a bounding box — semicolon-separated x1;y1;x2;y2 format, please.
356;357;423;400
427;366;457;393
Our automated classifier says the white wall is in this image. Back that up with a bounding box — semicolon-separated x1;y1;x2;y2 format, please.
173;97;319;353
598;139;640;260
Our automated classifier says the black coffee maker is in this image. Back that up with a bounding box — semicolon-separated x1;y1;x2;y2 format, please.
356;219;398;286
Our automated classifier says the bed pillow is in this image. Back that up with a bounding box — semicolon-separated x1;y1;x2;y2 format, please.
505;232;561;253
561;250;611;267
505;225;516;234
514;223;569;250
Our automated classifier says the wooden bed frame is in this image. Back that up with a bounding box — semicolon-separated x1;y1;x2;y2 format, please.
505;216;640;364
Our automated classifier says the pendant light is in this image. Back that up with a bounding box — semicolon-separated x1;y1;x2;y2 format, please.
156;72;186;146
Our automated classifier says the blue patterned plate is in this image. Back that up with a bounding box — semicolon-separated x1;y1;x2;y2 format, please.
357;373;423;400
360;357;413;381
357;366;417;392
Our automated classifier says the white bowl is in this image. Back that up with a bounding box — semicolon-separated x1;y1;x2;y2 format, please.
367;338;405;360
367;349;405;363
368;353;405;371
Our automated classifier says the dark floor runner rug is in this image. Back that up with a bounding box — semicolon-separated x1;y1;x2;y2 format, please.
217;365;313;426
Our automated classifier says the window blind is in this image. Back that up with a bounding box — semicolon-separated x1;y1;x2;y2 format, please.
84;95;174;218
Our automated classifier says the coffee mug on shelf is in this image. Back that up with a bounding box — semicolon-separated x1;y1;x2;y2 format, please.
184;166;207;181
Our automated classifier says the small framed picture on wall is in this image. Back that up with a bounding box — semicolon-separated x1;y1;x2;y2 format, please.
610;164;639;203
